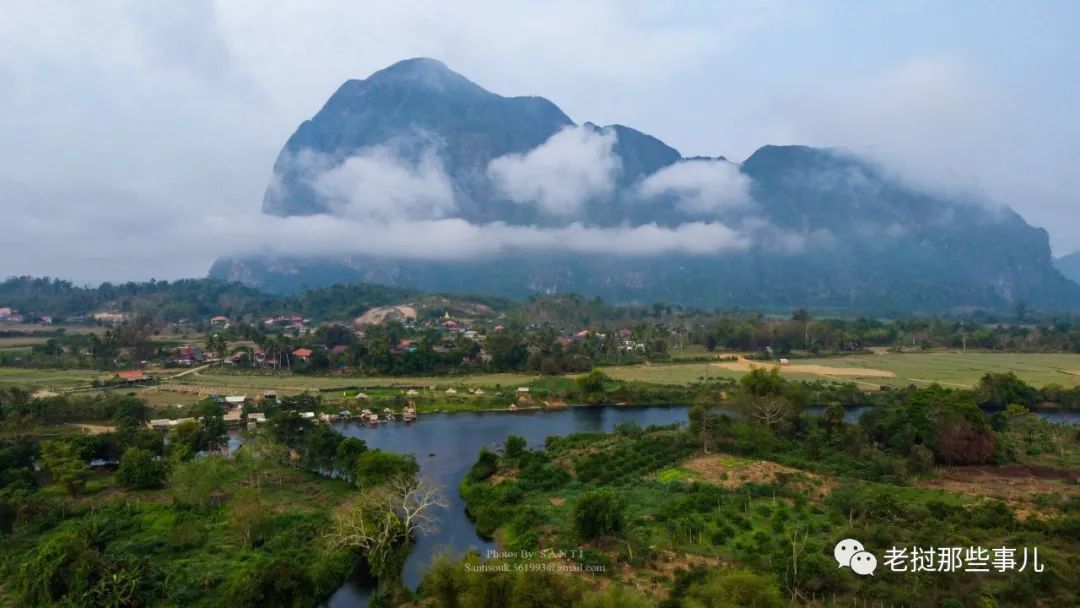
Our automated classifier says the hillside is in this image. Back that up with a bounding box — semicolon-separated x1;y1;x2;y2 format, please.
1056;252;1080;285
211;58;1080;313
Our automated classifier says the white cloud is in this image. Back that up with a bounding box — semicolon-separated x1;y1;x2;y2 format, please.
307;147;456;221
2;3;1079;284
206;217;750;260
487;126;620;216
638;159;751;214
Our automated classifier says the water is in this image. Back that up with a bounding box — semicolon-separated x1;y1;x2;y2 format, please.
323;406;689;607
317;402;1076;607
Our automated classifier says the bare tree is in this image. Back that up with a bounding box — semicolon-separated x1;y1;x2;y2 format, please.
787;524;809;602
389;475;448;538
751;395;790;428
326;477;447;591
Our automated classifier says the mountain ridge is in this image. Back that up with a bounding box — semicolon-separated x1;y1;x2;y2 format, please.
214;58;1080;312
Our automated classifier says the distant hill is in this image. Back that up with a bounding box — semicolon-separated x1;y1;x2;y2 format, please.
212;58;1080;313
1056;252;1080;285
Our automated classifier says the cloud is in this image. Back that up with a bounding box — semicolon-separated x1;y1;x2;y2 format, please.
220;218;750;259
487;126;620;216
638;159;751;214
2;3;1079;283
305;146;456;221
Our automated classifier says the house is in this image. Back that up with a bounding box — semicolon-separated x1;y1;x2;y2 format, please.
445;388;458;395
516;387;530;394
405;389;419;396
292;348;313;361
355;392;370;400
225;396;247;407
210;316;229;326
171;345;206;366
0;307;12;319
330;344;349;356
779;358;790;366
300;411;315;419
93;311;129;323
248;412;267;423
115;370;148;385
39;316;52;325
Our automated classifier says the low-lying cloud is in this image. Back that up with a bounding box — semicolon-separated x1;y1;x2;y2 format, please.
487;125;620;216
638;158;751;214
307;146;456;221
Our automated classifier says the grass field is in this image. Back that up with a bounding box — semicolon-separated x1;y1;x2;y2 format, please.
601;351;1080;388
0;367;104;388
5;350;1080;400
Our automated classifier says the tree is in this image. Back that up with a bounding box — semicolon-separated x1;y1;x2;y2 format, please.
575;369;609;405
573;489;624;541
334;438;368;480
504;435;526;459
171;456;230;507
117;447;166;489
740;367;784;397
229;488;271;548
683;569;784;608
704;333;718;352
792;308;812;350
355;450;419;488
196;400;227;451
748;395;791;429
205;334;228;366
169;419;203;460
38;440;90;495
327;478;446;592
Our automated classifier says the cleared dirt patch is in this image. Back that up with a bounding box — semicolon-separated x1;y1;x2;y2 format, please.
354;305;418;326
72;423;115;435
919;465;1080;518
682;453;835;499
711;357;895;378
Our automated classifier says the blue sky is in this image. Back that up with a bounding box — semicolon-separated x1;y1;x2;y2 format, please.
1;1;1078;282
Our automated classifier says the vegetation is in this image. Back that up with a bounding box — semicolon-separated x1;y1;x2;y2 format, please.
0;389;442;606
450;370;1080;608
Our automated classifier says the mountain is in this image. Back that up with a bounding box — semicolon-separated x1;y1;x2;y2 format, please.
212;58;1080;313
1056;252;1080;285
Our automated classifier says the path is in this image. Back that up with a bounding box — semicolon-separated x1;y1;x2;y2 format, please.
170;363;211;379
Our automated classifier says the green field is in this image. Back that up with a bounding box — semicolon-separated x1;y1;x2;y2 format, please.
601;351;1080;388
5;351;1080;398
0;367;104;389
176;370;540;392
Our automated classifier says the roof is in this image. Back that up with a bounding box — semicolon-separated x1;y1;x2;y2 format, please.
225;396;247;404
116;370;146;381
292;348;313;357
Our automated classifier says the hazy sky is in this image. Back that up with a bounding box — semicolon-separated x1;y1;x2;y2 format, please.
2;1;1079;283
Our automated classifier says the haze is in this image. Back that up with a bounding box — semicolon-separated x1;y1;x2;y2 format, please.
2;1;1078;283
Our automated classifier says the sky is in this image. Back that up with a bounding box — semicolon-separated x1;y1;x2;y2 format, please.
1;0;1079;284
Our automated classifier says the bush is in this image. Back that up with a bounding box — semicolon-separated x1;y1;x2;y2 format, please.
117;447;167;489
573;489;625;541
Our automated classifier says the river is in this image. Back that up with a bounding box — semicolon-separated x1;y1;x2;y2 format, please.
323;406;689;607
314;403;1077;606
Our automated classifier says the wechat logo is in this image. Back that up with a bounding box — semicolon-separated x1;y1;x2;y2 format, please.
834;539;877;576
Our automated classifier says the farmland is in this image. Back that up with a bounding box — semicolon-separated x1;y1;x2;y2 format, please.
602;351;1080;389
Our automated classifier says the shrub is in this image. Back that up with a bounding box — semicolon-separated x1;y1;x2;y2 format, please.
117;447;167;489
